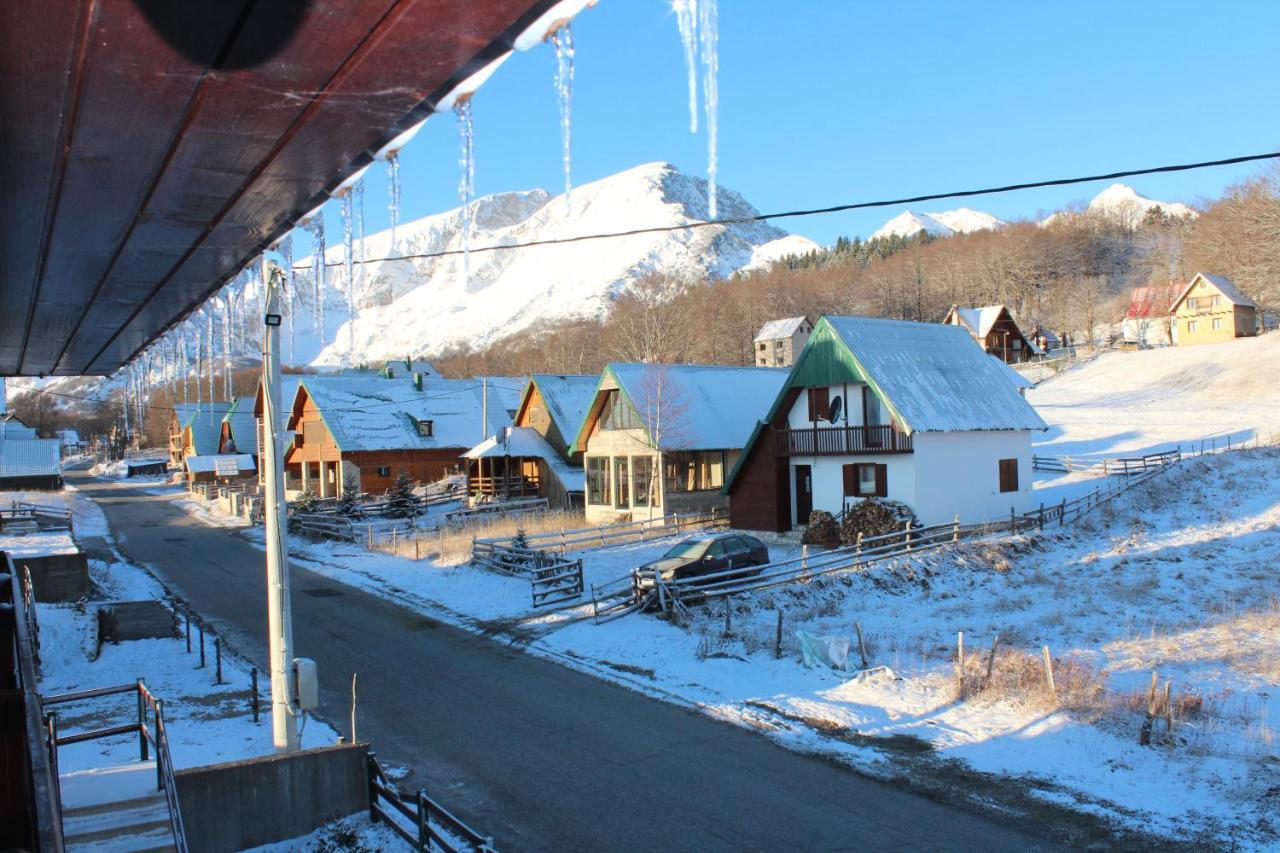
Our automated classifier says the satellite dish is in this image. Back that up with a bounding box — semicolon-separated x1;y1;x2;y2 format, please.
828;395;843;423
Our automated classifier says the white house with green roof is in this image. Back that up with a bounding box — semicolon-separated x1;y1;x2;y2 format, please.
724;316;1048;531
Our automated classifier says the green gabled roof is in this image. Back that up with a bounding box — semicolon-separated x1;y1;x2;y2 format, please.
566;365;637;456
722;316;906;493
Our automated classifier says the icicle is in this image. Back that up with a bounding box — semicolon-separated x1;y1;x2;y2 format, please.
455;99;476;289
206;309;214;419
355;178;366;303
674;0;699;133
281;235;296;365
699;0;719;219
222;294;232;400
386;151;401;251
340;190;356;365
308;216;327;338
551;24;575;212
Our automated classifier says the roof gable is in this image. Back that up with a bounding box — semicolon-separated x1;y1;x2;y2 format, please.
754;317;810;342
518;374;598;440
571;363;789;453
1170;272;1258;311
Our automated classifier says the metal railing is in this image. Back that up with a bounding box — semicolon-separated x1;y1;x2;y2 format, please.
367;753;496;853
42;680;189;853
2;551;65;852
774;424;913;456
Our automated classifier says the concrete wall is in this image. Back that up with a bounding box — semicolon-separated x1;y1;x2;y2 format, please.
19;553;90;602
176;742;369;853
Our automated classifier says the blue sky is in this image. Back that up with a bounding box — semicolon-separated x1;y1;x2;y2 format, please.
317;0;1280;249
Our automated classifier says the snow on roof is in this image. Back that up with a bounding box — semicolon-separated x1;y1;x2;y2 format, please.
824;316;1048;432
1125;282;1184;319
527;374;598;440
221;397;259;456
478;377;524;420
381;360;440;377
464;426;586;492
0;420;38;440
184;453;256;474
606;363;790;450
174;402;233;456
0;437;61;477
948;305;1006;338
989;355;1033;390
298;375;511;453
754;317;810;342
1172;273;1258;310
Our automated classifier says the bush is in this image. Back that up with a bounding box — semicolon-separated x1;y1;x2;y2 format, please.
289;490;318;514
385;469;421;518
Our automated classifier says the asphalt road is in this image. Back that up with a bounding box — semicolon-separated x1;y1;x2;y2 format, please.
71;471;1055;852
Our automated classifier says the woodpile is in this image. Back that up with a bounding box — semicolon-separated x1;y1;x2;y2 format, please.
839;498;920;546
800;510;840;547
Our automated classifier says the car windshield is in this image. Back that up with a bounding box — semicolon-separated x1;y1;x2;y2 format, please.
663;540;710;559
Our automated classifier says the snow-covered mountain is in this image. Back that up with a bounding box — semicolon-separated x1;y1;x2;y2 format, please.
293;162;820;365
1042;183;1197;228
869;207;1006;241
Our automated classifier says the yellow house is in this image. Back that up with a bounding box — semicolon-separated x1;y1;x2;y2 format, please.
1169;273;1260;346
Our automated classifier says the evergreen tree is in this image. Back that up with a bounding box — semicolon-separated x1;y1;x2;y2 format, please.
336;483;365;519
290;490;318;515
385;469;421;518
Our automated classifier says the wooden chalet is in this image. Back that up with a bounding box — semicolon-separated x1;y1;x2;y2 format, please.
569;364;788;525
725;316;1048;531
168;402;232;466
1169;273;1260;346
464;373;597;508
283;374;514;497
942;304;1038;363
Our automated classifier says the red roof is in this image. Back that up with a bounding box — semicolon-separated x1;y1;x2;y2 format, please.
1125;283;1184;319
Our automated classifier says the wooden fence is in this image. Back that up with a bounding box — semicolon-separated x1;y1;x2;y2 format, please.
593;451;1183;621
473;508;727;556
471;541;585;609
367;753;496;853
3;500;74;533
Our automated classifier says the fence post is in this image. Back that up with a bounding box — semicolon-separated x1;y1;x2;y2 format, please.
855;532;863;557
801;544;808;571
416;789;428;848
1037;503;1044;531
198;624;205;668
251;668;260;723
956;631;965;694
137;679;149;761
774;609;783;659
154;699;165;790
367;753;379;822
214;638;224;684
952;514;959;542
1010;506;1016;533
1042;645;1055;694
1059;498;1066;527
855;622;868;670
985;633;1001;683
185;613;191;653
722;594;733;638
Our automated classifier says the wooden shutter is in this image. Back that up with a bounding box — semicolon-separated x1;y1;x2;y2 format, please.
842;463;857;496
999;458;1019;492
874;463;887;497
807;387;829;421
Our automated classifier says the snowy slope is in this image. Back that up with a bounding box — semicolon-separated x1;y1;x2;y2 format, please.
1028;333;1280;457
869;207;1005;241
294;162;812;365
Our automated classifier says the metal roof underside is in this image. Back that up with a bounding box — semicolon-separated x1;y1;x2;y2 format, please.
1;0;557;377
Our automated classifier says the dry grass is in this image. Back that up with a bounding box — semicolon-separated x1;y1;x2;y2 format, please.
956;646;1109;715
369;510;588;564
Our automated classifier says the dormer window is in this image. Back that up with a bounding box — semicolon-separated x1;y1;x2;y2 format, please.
416;419;434;437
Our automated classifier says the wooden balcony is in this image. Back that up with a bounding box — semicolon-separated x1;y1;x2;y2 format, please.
774;424;913;456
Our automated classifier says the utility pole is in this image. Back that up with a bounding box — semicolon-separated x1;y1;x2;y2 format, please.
261;262;298;751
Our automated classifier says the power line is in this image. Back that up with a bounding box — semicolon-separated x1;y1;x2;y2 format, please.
295;149;1280;269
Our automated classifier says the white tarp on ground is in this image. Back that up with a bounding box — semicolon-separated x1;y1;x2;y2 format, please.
796;630;851;670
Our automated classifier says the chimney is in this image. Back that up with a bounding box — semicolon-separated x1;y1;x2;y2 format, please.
413;372;423;392
404;356;412;372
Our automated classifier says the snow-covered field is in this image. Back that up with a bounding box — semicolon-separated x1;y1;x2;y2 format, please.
1029;332;1280;459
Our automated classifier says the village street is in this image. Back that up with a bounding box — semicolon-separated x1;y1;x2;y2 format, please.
66;469;1053;852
